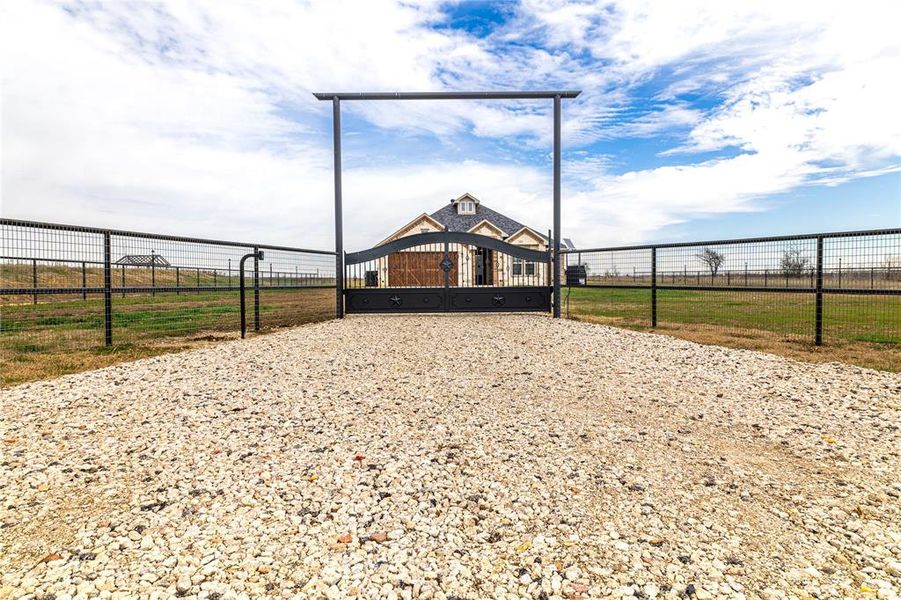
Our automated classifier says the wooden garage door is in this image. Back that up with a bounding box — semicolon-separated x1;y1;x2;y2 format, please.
387;252;457;287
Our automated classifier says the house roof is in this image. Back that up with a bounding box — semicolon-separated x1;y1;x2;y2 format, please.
429;200;540;239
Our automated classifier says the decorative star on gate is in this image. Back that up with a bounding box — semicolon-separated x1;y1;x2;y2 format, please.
389;295;402;306
492;295;505;306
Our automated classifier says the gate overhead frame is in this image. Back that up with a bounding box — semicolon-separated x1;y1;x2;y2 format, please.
313;90;582;317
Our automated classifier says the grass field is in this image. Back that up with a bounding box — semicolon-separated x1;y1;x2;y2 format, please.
1;288;333;386
565;286;900;371
2;283;898;385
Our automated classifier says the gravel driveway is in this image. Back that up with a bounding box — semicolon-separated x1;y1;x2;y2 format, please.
2;315;899;599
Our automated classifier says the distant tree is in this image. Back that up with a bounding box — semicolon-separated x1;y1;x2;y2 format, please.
696;247;725;276
883;255;900;281
780;247;810;278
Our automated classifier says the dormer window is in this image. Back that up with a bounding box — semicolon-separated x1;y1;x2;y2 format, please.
458;201;475;215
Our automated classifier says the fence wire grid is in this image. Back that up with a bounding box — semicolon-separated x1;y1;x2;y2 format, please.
3;219;899;383
1;220;335;380
562;229;900;348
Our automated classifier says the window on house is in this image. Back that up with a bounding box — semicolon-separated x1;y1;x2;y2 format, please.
458;201;475;215
513;244;538;276
512;257;536;276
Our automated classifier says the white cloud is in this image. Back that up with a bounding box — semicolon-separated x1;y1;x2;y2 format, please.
1;0;899;255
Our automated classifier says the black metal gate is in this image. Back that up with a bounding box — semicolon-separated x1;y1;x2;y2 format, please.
344;231;551;313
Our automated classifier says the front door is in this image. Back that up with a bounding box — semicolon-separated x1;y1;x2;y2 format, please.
475;247;494;285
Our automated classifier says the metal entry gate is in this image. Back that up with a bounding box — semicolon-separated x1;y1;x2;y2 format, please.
344;231;551;313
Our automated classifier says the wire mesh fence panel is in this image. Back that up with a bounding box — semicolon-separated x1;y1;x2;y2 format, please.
562;228;901;354
109;234;255;345
564;286;651;328
655;288;815;340
1;223;107;354
1;219;335;385
822;232;901;345
569;248;654;286
255;248;336;329
655;239;818;340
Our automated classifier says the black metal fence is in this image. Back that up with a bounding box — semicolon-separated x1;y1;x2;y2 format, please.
561;228;901;346
1;219;336;362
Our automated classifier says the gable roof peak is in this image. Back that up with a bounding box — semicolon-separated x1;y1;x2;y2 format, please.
451;192;480;205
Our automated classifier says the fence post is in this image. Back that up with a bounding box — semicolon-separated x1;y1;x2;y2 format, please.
547;229;554;314
651;247;657;328
552;94;562;318
151;251;156;297
82;261;87;300
32;259;37;305
121;265;125;298
176;266;180;295
103;232;112;346
253;246;260;331
815;235;823;346
196;268;200;293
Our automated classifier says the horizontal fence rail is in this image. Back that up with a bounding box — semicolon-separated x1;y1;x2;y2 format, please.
1;219;337;368
562;228;901;347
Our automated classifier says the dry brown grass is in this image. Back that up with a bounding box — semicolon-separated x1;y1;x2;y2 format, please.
0;332;245;387
572;313;900;372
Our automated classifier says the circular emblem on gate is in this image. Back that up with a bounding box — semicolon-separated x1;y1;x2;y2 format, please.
389;295;402;307
363;298;369;304
492;295;506;306
465;297;472;303
423;297;429;303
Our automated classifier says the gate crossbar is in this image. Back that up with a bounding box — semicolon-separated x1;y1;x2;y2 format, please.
345;231;549;265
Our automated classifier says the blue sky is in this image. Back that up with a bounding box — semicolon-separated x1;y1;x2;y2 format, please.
2;0;899;250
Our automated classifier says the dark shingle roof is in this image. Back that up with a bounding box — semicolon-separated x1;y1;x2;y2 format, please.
429;202;544;239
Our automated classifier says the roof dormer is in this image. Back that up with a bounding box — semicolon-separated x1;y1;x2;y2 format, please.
451;193;479;215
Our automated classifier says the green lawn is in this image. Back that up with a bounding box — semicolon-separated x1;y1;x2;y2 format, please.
564;286;899;371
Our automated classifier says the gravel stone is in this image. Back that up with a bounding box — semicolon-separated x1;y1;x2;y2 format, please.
1;314;899;598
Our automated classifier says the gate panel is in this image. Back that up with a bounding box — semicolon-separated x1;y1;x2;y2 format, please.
344;231;551;314
448;286;548;311
345;288;445;313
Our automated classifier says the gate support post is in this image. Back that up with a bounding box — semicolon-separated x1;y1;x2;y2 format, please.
547;229;553;314
552;94;562;318
815;235;823;345
103;232;112;346
651;247;657;328
253;246;261;331
332;96;345;318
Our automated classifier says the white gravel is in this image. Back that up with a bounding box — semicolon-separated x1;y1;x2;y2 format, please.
2;314;900;600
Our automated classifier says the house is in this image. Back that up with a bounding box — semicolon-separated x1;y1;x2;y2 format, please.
373;193;573;287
